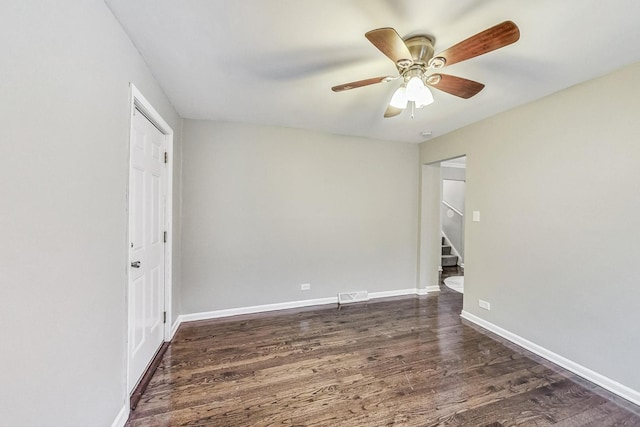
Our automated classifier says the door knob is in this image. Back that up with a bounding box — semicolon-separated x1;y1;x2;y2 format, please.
131;261;141;268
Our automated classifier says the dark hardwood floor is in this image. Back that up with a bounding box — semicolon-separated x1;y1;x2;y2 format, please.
127;273;640;426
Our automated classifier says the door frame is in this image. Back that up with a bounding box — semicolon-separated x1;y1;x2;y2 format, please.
418;156;468;296
126;83;174;395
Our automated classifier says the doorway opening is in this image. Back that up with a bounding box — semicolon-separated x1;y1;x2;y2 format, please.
418;156;467;299
440;156;466;293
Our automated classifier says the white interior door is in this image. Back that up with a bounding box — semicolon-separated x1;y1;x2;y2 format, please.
128;108;167;392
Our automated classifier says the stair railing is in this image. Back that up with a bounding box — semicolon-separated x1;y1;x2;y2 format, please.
442;200;463;217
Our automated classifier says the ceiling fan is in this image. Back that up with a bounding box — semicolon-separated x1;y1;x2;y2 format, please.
331;21;520;118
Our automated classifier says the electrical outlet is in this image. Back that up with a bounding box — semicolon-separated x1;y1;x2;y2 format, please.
300;283;311;291
479;299;491;310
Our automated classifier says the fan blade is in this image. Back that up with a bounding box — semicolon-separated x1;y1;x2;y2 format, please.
331;76;394;92
432;21;519;67
384;105;403;118
365;28;413;66
427;74;485;99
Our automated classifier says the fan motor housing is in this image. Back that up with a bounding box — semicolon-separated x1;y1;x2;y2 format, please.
404;35;435;66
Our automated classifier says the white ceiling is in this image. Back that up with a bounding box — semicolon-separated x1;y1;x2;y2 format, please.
105;0;640;143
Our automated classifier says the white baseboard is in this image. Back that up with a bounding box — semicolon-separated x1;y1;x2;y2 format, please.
371;287;439;296
179;297;338;323
369;288;419;299
460;310;640;406
176;289;434;331
111;403;128;427
170;318;181;340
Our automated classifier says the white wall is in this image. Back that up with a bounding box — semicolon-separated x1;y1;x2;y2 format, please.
441;165;466;181
442;180;465;213
418;164;442;291
180;120;419;313
0;1;182;425
420;62;640;395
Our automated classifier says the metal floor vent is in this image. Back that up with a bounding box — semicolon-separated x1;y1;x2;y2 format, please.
338;291;369;305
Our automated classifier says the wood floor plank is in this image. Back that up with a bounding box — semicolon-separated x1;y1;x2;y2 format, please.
126;283;640;426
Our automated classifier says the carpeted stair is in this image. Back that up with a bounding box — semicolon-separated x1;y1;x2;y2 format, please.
441;236;458;267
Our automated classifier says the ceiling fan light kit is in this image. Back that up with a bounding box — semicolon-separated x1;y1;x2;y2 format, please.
331;21;520;118
389;86;408;109
406;75;434;108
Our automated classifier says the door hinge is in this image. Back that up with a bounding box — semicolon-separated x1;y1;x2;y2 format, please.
164;152;168;164
163;311;167;324
163;230;167;243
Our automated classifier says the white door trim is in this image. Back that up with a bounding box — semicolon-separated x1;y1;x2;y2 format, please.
126;83;174;395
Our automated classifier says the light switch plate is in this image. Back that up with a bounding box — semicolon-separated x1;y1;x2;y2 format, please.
472;211;481;222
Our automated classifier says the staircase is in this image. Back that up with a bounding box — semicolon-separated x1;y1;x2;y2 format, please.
441;236;458;267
